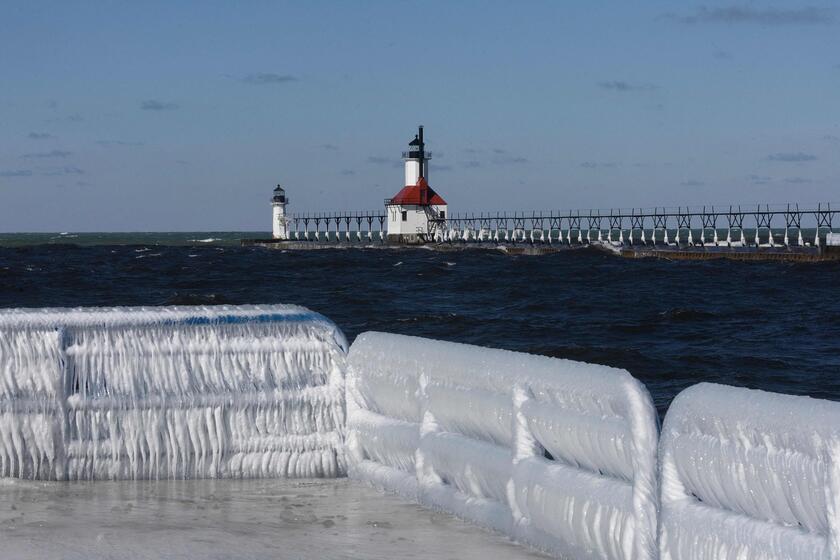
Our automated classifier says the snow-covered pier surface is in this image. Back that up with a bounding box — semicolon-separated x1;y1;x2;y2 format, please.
0;305;347;480
0;478;547;560
347;332;659;560
660;383;840;560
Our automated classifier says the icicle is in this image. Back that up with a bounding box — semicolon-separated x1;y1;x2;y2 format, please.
798;229;804;246
577;229;583;244
688;229;694;246
701;229;706;245
641;229;647;245
587;229;592;244
559;229;565;243
713;229;719;246
619;229;625;245
740;229;746;245
726;228;732;246
567;229;573;245
598;229;603;242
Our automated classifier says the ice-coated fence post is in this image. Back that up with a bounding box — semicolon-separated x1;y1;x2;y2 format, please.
827;441;840;560
507;383;539;529
416;373;443;488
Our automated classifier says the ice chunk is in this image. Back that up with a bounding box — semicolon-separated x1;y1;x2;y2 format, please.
0;305;347;480
347;331;659;560
659;382;840;560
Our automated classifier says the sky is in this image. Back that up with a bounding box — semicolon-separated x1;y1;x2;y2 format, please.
1;1;838;232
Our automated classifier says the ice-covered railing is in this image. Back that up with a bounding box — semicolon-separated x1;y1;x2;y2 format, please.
0;305;347;480
346;332;659;560
659;383;840;560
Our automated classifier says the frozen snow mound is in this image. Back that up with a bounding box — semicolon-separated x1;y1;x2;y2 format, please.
0;305;347;480
659;383;840;560
346;332;659;560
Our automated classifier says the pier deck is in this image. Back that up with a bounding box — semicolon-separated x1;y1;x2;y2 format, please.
0;478;546;560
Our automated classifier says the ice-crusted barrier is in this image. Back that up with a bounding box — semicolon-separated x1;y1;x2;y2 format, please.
346;332;659;560
660;383;840;560
6;306;840;559
0;305;347;480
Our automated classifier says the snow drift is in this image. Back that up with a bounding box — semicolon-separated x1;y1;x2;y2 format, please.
0;305;347;480
659;383;840;560
346;331;659;560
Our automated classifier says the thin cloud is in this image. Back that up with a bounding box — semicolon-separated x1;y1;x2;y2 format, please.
785;177;812;184
320;143;339;151
460;160;482;168
45;113;83;123
242;73;297;85
713;50;733;60
748;174;772;184
581;161;619;169
42;166;84;176
140;99;179;111
492;154;528;165
598;81;658;92
28;132;53;140
665;6;833;25
366;156;403;169
824;134;840;143
766;152;817;162
22;149;72;159
680;179;705;187
431;164;453;172
96;140;144;147
340;169;355;176
0;169;32;177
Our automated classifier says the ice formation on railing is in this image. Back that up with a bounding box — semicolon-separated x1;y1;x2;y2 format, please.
0;305;347;480
659;383;840;560
346;332;659;560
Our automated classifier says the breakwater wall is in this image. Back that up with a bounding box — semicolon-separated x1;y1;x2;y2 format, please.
2;305;839;558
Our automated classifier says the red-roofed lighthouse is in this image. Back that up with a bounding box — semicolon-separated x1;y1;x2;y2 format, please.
385;126;448;244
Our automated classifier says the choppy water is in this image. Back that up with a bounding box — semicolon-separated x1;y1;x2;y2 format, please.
1;233;839;414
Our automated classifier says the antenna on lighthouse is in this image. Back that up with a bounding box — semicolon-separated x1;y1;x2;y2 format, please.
418;125;425;179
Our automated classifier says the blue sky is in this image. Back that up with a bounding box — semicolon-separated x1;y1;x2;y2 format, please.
1;1;838;231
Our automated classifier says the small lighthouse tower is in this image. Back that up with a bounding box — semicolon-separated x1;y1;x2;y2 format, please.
386;126;448;244
271;185;289;239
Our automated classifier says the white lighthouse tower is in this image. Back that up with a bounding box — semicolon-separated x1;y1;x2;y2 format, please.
404;127;430;186
271;185;289;239
386;126;448;244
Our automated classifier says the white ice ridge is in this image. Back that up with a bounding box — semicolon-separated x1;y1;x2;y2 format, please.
346;331;659;560
659;383;840;560
0;305;347;480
